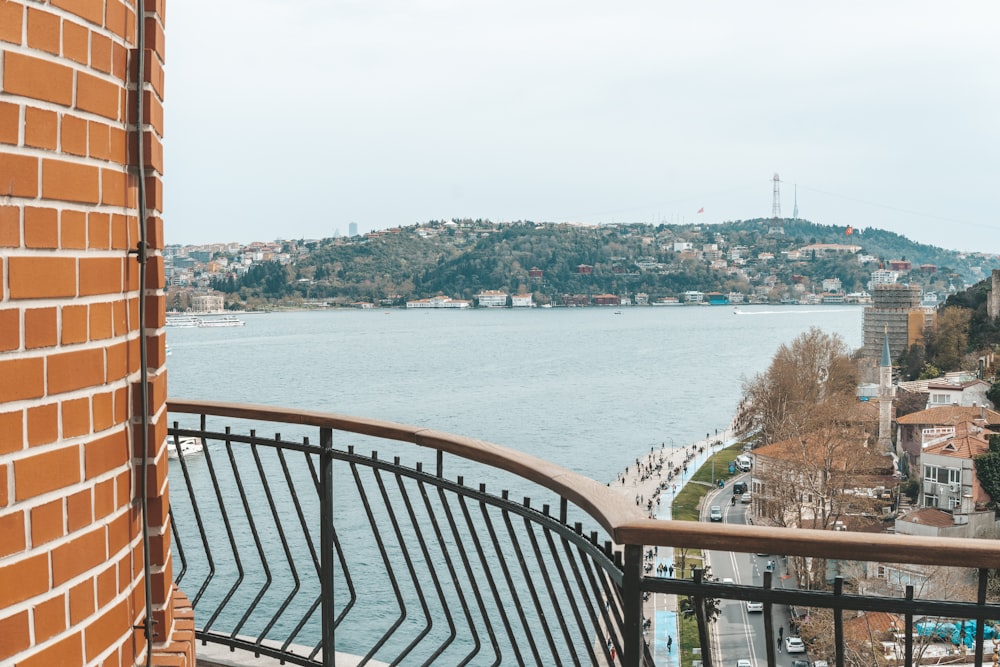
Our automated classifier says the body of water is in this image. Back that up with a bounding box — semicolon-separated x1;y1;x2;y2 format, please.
166;304;864;483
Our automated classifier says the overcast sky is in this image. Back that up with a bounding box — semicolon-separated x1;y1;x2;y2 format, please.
163;1;1000;253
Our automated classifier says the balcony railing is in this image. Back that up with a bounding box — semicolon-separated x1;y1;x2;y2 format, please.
167;399;1000;667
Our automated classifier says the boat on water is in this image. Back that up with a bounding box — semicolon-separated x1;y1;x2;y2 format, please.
196;315;245;327
166;315;200;327
166;436;204;459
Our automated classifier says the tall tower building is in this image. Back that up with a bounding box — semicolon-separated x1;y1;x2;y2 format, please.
349;222;359;237
878;330;895;453
862;283;927;361
768;173;784;235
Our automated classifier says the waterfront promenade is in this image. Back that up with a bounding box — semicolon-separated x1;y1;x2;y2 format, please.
609;423;739;666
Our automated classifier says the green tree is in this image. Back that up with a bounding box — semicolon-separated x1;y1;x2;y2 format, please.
974;435;1000;508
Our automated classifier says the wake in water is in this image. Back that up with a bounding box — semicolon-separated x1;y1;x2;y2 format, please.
734;308;855;315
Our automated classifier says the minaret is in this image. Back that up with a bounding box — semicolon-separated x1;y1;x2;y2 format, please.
878;329;894;452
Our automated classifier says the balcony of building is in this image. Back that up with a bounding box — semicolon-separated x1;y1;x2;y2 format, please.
168;399;1000;667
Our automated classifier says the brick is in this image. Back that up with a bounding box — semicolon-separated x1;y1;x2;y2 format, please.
88;211;110;248
30;498;64;546
144;91;164;137
85;599;128;663
0;552;49;607
24;306;57;349
111;41;128;80
0;205;19;246
50;0;103;26
112;386;128;425
111;212;128;250
0;2;23;45
0;102;18;145
79;257;122;295
89;301;113;340
33;594;67;643
42;158;100;203
144;18;164;63
88;120;111;160
76;71;119;120
105;1;130;41
62;19;89;65
61;303;89;344
95;565;115;607
26;402;58;445
67;488;92;531
14;444;80;501
0;152;39;197
144;130;163;173
112;299;128;336
109;125;126;162
69;580;94;625
94;478;114;518
24;205;58;249
60;208;87;249
0;510;25;557
0;308;19;351
145;173;163;212
61;113;88;156
17;630;83;667
92;391;113;431
24;106;56;150
27;7;60;55
62;397;91;438
105;340;127;380
0;410;22;454
8;256;76;299
0;463;7;506
85;429;127;479
48;347;105;394
106;510;131;556
51;527;105;586
90;30;111;74
101;167;131;207
3;52;73;106
0;357;44;402
0;610;30;662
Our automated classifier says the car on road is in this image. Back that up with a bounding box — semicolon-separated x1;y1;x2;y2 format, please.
709;505;723;521
745;600;763;612
736;660;752;667
791;660;811;667
785;636;806;653
740;491;752;504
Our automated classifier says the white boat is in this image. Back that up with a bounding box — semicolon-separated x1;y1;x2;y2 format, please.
166;315;201;327
197;315;245;327
167;437;204;459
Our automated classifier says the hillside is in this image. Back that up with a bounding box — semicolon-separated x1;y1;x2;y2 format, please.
199;218;999;306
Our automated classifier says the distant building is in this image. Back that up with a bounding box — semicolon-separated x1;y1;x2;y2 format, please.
862;284;926;361
682;291;704;304
528;267;544;278
475;290;508;307
576;264;594;275
192;293;225;312
889;260;912;272
511;294;533;308
349;222;359;237
592;294;621;306
405;296;471;309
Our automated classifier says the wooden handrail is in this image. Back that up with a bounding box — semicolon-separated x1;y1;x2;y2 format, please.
168;398;1000;571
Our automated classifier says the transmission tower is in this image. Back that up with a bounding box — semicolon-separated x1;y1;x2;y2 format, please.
768;173;784;235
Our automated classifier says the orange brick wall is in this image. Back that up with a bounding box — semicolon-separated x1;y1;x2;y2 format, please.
0;1;191;665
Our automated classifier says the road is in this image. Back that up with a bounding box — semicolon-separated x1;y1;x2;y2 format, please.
703;479;806;667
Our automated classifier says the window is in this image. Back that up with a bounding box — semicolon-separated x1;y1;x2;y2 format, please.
948;468;961;484
924;494;938;508
930;393;951;405
923;465;938;482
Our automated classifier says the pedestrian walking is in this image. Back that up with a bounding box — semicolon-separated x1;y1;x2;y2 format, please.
667;635;672;652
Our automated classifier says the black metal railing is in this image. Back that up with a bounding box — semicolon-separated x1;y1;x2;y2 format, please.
167;400;1000;667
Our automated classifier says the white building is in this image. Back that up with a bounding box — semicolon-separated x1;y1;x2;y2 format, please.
511;294;533;308
405;296;471;309
475;290;509;307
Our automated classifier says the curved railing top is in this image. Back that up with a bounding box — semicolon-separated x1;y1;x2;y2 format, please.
167;398;644;537
168;399;1000;569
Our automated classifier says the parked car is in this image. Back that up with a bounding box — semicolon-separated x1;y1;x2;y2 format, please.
710;505;723;521
740;491;752;504
791;660;810;667
736;660;752;667
785;636;806;653
745;600;763;612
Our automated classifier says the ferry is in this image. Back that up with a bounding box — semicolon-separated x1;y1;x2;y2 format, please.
196;315;245;327
166;315;200;327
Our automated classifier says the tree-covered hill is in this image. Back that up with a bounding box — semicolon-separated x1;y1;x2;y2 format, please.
206;218;998;306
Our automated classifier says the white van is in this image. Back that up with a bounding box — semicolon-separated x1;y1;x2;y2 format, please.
735;455;752;472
